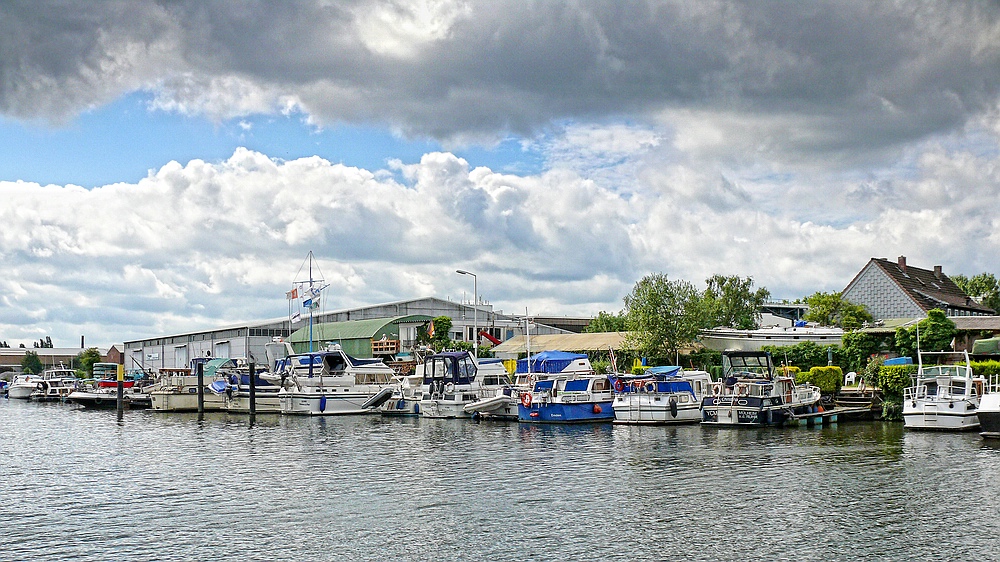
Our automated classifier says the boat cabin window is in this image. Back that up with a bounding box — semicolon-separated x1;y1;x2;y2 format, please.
356;372;393;385
324;354;347;374
592;378;609;392
564;379;590;392
429;356;452;379
458;356;477;381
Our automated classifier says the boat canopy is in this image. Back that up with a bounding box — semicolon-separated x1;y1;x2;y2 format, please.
646;365;682;377
423;351;477;385
516;351;588;374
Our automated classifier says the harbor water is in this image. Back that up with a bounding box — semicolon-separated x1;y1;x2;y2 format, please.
4;399;1000;561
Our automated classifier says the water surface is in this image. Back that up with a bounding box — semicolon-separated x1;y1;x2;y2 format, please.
2;399;998;560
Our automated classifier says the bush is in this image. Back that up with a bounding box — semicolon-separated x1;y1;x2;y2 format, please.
876;365;917;402
972;360;1000;380
796;365;843;394
708;365;723;381
762;341;842;371
881;400;903;421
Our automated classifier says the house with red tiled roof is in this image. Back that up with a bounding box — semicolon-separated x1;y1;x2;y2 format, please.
842;256;996;320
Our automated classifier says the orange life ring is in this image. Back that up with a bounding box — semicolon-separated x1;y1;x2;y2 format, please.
520;392;532;408
613;379;624;392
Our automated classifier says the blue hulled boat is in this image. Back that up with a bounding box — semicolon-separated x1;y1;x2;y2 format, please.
516;351;614;423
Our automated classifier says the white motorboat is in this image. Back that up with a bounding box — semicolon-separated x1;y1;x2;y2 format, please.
466;351;589;420
903;351;984;431
8;367;79;401
270;344;396;415
375;372;425;416
208;363;281;413
979;373;1000;438
612;366;713;424
148;359;232;412
701;351;822;426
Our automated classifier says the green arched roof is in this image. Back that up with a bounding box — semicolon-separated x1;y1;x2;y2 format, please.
286;315;433;345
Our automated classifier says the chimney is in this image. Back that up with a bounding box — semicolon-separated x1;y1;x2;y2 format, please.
934;265;942;280
898;255;906;272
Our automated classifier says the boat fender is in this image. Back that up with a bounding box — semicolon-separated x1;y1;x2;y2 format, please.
397;399;405;410
669;397;677;418
413;403;420;414
593;404;602;414
319;395;327;412
520;392;532;408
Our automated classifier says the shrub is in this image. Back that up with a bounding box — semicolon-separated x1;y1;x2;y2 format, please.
796;365;843;394
876;364;917;402
972;360;1000;380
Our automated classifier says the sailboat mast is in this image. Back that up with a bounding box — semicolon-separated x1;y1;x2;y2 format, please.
308;251;314;353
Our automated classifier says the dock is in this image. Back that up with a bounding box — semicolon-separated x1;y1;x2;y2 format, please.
786;405;876;427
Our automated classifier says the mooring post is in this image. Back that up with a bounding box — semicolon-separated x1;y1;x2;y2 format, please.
248;361;257;416
197;361;205;416
116;363;125;420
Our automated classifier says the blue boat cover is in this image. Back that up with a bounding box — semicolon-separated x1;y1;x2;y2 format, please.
884;357;913;366
516;351;588;374
646;366;682;377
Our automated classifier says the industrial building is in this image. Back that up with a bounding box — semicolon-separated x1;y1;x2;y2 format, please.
123;296;578;371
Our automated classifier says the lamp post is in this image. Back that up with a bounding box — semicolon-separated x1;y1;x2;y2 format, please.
456;269;477;356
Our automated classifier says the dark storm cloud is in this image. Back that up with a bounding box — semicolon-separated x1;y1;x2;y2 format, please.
2;1;998;151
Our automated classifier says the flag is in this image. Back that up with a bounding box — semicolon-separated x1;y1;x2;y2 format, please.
291;312;302;323
427;320;434;338
286;287;299;300
307;286;322;298
302;298;313;308
309;298;321;310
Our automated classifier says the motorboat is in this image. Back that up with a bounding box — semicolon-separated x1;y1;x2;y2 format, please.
903;351;984;431
7;373;43;400
612;366;713;424
374;372;424;416
701;351;821;426
270;344;396;415
516;351;614;423
68;363;153;409
148;359;233;412
208;362;281;413
979;373;1000;438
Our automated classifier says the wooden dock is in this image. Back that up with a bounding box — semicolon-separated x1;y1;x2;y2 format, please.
786;405;876;427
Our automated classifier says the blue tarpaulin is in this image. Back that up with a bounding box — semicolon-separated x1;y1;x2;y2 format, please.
516;351;588;374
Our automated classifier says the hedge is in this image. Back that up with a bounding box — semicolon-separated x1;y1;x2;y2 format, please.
795;365;843;394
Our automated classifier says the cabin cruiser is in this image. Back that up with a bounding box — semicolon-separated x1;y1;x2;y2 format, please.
612;366;713;424
148;359;233;412
979;372;1000;438
701;351;821;426
516;351;614;423
467;350;587;421
903;351;984;431
268;343;396;415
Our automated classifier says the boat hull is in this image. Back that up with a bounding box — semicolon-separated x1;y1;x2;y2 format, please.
518;401;614;423
279;392;377;415
612;395;701;424
701;396;797;426
7;384;37;400
903;400;979;431
149;391;227;412
979;394;1000;438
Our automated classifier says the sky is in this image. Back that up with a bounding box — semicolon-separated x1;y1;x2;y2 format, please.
2;1;1000;349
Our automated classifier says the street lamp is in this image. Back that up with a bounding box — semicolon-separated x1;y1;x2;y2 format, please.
456;269;477;356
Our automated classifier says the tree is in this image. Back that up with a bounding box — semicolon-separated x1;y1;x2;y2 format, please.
584;310;627;333
75;347;102;378
21;351;43;375
840;331;886;373
623;273;705;360
952;273;1000;312
417;316;453;351
895;309;956;358
804;291;873;329
702;274;770;329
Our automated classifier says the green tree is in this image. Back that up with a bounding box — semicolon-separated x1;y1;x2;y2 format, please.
21;351;43;375
702;274;770;329
623;273;705;360
895;309;956;358
803;291;873;329
584;310;627;333
429;316;453;351
952;273;1000;312
840;331;887;373
75;347;102;378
